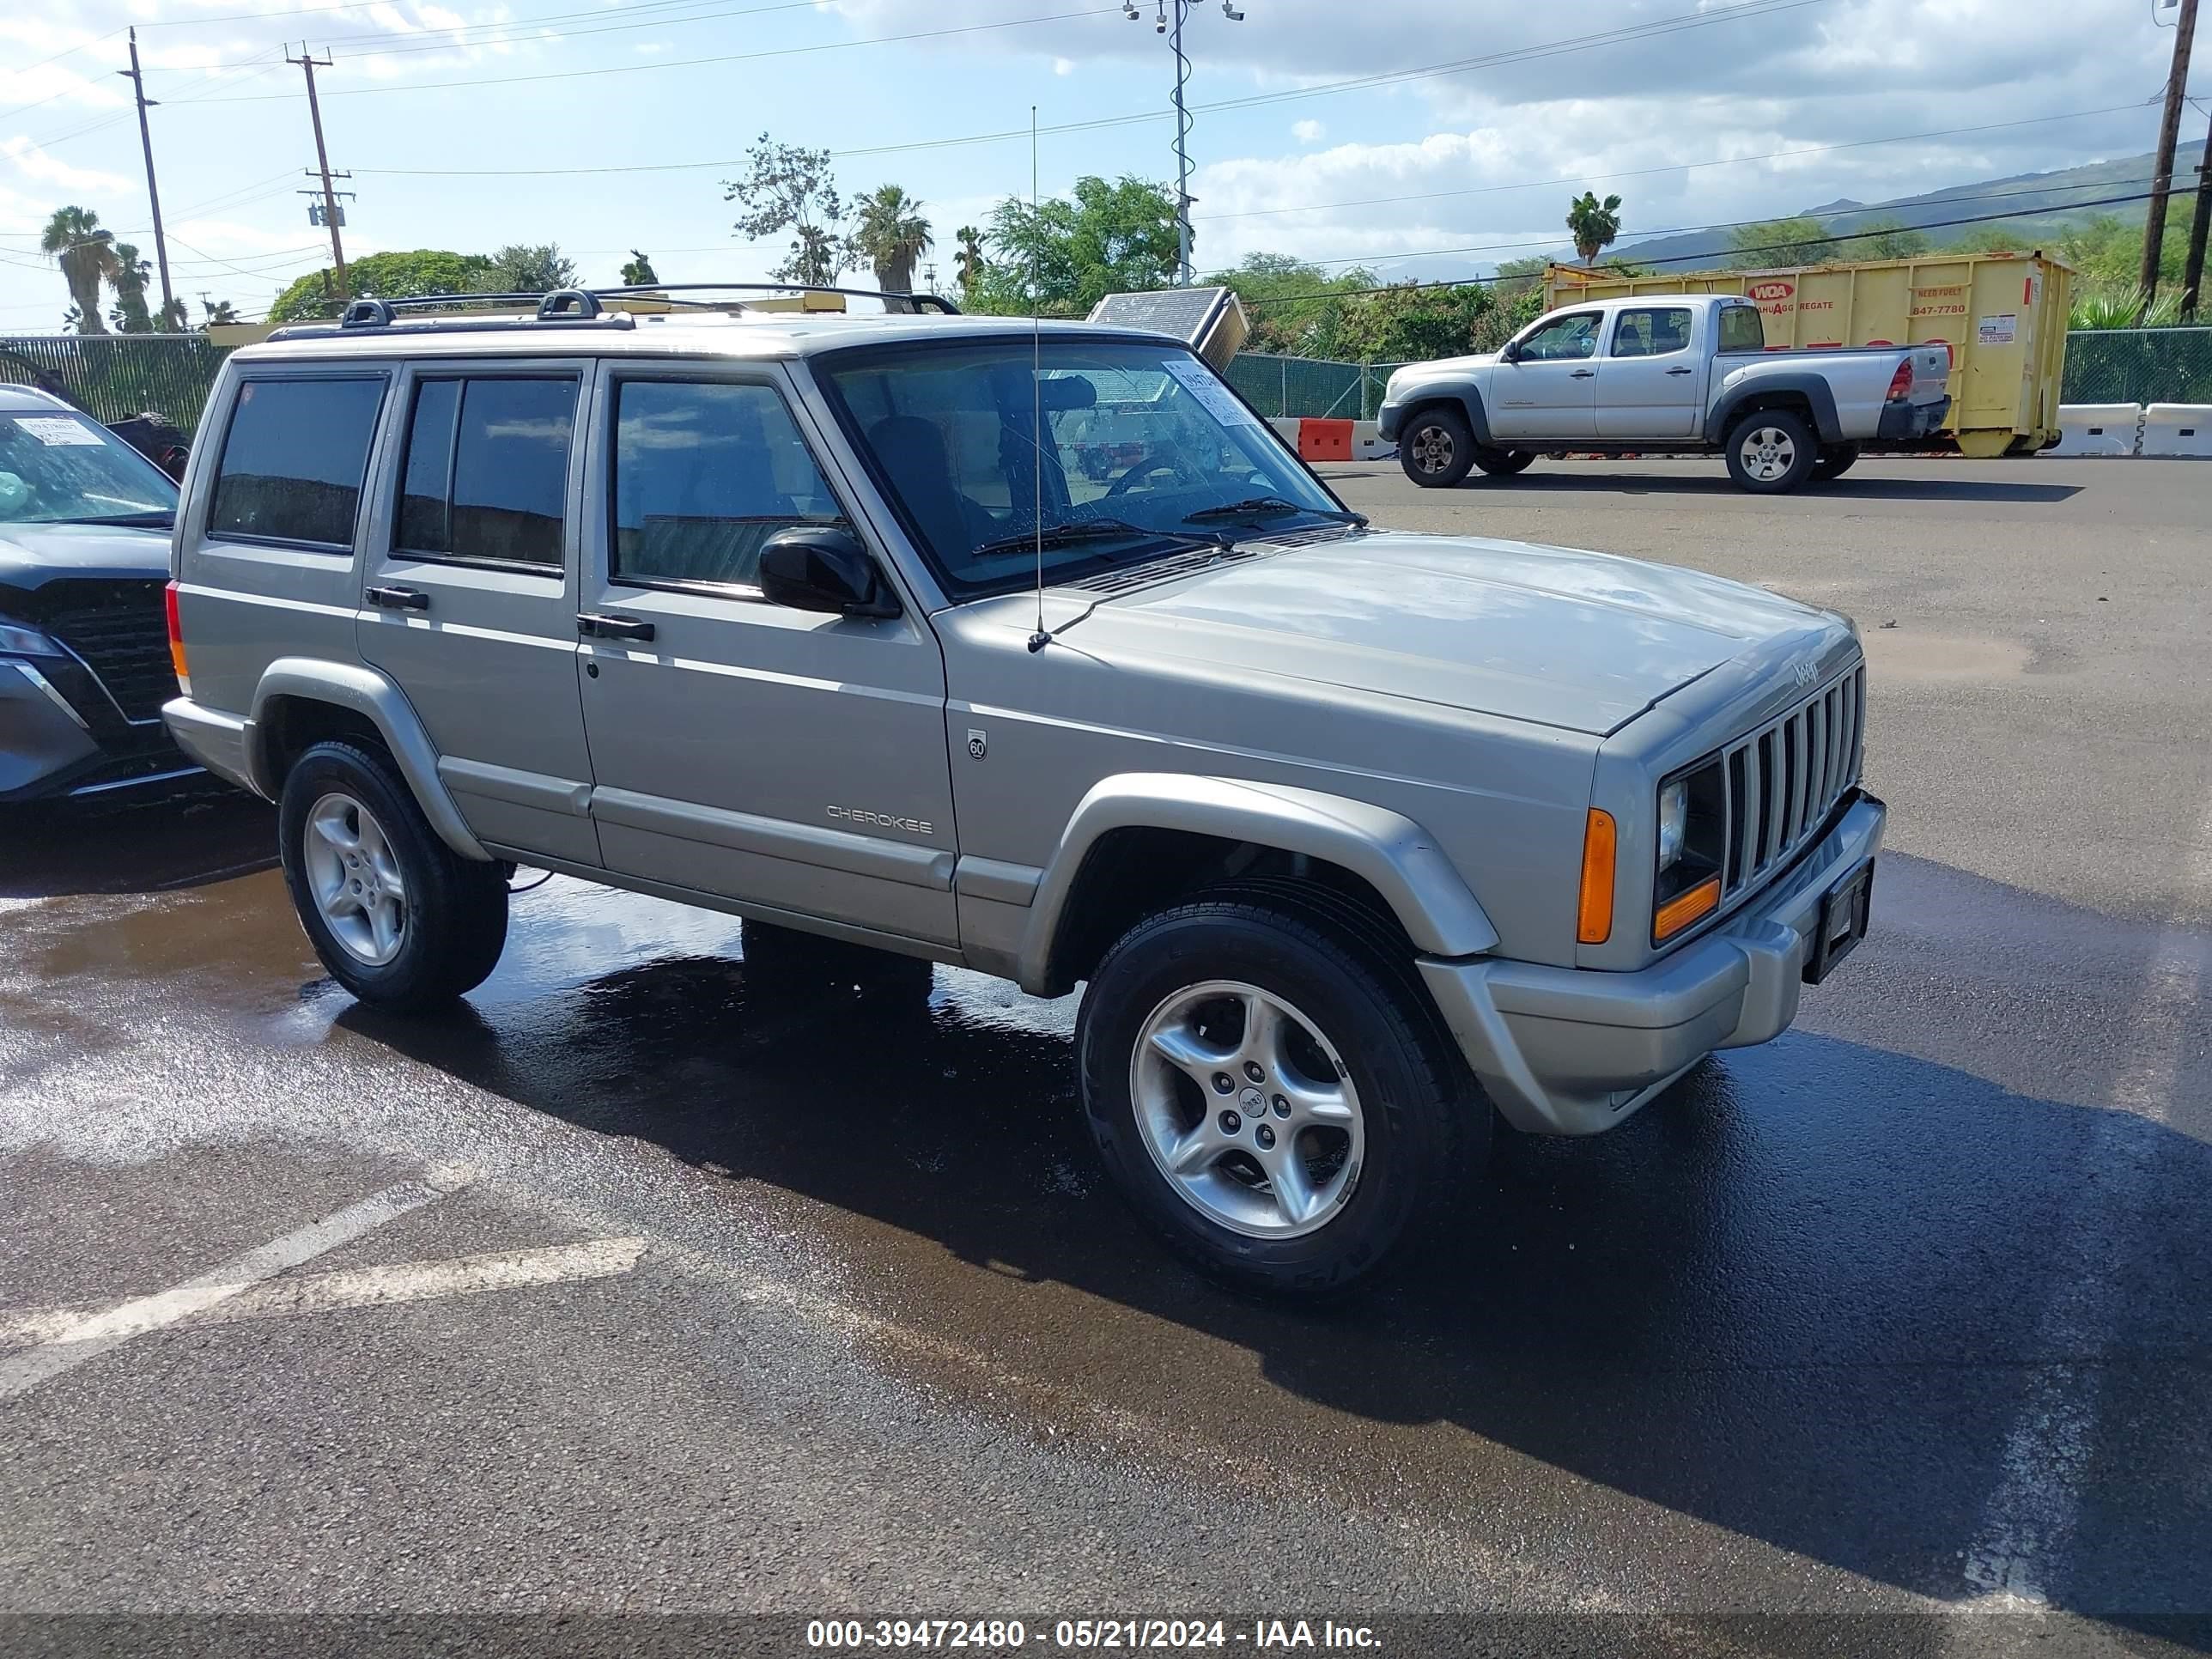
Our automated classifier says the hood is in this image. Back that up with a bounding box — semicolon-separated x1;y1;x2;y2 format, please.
1395;352;1497;382
0;520;173;595
1052;531;1849;737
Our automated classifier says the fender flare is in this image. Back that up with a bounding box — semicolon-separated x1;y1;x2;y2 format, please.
1390;382;1494;448
1016;773;1498;994
1705;374;1844;446
247;658;491;861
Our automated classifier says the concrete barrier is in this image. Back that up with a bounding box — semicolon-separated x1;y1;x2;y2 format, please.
2050;404;2143;457
1352;420;1394;461
2139;404;2212;459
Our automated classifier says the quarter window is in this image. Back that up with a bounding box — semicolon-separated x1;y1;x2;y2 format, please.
210;376;386;549
394;376;577;568
1609;307;1693;358
611;380;846;589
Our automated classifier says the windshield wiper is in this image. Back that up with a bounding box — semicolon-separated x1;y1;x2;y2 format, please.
58;511;175;528
1183;496;1367;527
969;517;1224;561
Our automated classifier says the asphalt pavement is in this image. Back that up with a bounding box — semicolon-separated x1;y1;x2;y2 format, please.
1;458;2207;1657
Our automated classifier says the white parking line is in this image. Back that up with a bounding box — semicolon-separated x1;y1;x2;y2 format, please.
1959;799;2212;1608
0;1176;457;1402
0;1237;648;1352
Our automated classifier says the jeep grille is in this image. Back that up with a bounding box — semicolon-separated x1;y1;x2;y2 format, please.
1721;665;1865;896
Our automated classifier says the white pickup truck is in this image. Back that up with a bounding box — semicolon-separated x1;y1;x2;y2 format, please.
1378;293;1951;493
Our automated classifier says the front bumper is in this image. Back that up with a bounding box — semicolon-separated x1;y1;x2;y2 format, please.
1376;401;1407;442
1878;395;1951;442
1419;790;1887;1135
0;659;194;803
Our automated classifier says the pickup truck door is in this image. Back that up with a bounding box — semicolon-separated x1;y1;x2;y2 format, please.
1486;310;1602;442
1593;304;1705;440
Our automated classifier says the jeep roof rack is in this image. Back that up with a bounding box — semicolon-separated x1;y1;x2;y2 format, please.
265;282;961;342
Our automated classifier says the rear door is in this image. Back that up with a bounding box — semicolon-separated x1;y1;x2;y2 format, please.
356;359;600;866
1487;310;1602;442
574;363;957;948
1594;304;1704;439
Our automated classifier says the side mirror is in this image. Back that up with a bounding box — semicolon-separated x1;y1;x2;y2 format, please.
759;525;901;619
1500;340;1522;363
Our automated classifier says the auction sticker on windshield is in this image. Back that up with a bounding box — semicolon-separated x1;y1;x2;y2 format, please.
10;417;102;447
1161;357;1263;428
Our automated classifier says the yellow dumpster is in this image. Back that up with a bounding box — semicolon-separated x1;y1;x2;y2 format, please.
1544;252;2074;458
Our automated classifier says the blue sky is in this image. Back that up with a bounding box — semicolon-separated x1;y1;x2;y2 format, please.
0;0;2192;327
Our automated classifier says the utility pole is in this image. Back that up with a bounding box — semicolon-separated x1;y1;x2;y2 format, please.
289;45;349;303
1127;0;1245;287
2182;110;2211;318
2140;0;2200;302
117;29;175;330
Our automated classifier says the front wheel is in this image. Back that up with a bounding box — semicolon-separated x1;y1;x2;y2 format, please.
1077;896;1468;1297
1398;407;1476;488
1725;409;1818;493
1473;447;1534;477
1811;442;1860;482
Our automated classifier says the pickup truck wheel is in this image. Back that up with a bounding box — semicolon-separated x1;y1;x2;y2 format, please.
1078;898;1461;1297
1811;443;1860;482
278;740;508;1010
1473;447;1534;477
1398;408;1476;488
1725;410;1817;493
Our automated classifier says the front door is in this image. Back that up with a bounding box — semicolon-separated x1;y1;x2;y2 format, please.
1487;310;1602;442
575;366;958;949
356;362;600;866
1594;305;1705;439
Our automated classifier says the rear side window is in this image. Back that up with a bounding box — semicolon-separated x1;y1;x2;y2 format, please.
611;380;846;590
1717;305;1767;354
394;376;577;568
1610;307;1692;357
210;376;386;549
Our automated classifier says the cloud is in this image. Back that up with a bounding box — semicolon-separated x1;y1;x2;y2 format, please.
2;137;131;194
1291;118;1323;143
1054;56;1074;76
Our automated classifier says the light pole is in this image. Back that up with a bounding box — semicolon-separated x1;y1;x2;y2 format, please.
1127;0;1245;286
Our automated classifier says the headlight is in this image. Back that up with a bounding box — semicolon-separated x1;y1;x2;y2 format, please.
0;617;61;658
1653;759;1728;943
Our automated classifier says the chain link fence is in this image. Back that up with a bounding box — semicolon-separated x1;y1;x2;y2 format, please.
1225;355;1412;422
2061;327;2212;406
0;333;235;431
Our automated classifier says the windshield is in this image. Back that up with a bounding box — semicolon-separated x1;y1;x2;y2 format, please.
812;337;1350;598
0;409;177;526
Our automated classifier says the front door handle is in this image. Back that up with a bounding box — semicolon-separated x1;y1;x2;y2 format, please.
1570;368;1596;379
577;612;656;643
1665;366;1695;376
364;585;428;611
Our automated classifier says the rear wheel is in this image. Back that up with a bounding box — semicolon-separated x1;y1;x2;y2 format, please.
1398;406;1476;488
1811;442;1860;482
1077;895;1470;1297
1473;447;1534;477
1725;409;1818;493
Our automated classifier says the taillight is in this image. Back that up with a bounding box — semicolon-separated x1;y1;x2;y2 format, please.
1885;360;1914;402
165;578;190;696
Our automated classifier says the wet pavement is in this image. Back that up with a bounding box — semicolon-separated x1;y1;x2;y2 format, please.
1;460;2207;1655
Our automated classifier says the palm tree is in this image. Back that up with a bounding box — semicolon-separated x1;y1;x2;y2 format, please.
955;225;986;297
200;297;240;326
853;184;933;294
40;206;118;335
619;250;659;286
1565;191;1624;265
109;241;154;332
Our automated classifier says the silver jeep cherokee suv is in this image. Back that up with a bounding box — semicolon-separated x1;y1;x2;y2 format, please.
163;287;1884;1294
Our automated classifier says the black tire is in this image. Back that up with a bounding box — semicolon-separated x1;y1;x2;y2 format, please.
278;739;508;1010
1398;406;1477;488
1811;443;1860;482
1723;408;1818;494
1473;447;1535;477
1076;892;1475;1297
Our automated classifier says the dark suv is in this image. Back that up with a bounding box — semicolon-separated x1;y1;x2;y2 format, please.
0;386;196;802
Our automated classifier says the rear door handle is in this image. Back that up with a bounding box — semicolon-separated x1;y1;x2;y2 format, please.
577;612;656;643
1570;368;1596;379
1665;366;1695;376
364;585;428;611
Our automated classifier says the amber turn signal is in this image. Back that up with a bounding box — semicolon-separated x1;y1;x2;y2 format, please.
1653;874;1721;942
1577;808;1616;945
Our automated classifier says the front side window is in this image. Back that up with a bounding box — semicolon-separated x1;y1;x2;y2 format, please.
611;380;846;589
1717;305;1768;354
395;375;576;567
1610;307;1692;358
812;337;1347;598
1515;313;1601;362
0;409;176;526
210;376;386;548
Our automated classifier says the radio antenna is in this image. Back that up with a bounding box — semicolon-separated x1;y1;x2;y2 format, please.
1026;103;1051;653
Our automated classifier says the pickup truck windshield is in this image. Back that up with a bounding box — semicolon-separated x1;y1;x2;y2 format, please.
813;337;1348;598
0;410;178;526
